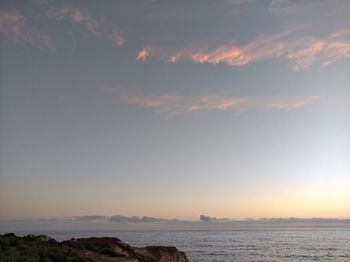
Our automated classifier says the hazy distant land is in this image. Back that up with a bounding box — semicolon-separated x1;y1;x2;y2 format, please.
1;215;349;232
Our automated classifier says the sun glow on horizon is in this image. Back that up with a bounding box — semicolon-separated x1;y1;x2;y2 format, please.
0;0;349;223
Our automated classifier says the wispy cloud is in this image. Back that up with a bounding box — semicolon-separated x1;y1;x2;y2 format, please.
136;48;150;62
184;95;246;113
268;0;290;13
166;29;290;67
119;88;321;115
0;10;55;49
0;4;125;50
151;28;287;67
168;51;185;63
122;94;177;108
263;95;320;109
267;0;341;15
45;6;125;47
162;29;350;71
287;38;350;70
331;29;350;38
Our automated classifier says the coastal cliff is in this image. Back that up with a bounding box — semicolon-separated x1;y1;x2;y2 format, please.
0;233;189;262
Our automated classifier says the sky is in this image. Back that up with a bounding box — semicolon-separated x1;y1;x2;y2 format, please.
0;0;349;222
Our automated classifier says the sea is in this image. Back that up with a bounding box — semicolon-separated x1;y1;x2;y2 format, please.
11;228;350;262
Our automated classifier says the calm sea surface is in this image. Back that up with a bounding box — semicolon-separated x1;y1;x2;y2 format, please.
13;229;350;261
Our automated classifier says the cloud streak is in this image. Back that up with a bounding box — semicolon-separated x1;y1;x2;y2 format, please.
0;4;125;50
45;6;125;47
175;32;350;71
122;94;177;108
0;10;55;49
120;91;321;115
135;26;349;71
281;36;350;70
331;29;350;38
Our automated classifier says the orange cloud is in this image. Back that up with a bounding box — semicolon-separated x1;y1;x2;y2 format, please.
164;29;350;71
0;11;55;49
173;29;293;67
191;46;252;66
136;48;150;62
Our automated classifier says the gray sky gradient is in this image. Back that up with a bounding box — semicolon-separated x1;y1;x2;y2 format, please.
0;0;349;221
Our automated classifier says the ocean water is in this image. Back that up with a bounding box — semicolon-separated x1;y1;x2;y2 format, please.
13;229;350;261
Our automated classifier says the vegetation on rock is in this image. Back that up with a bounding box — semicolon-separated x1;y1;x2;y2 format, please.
0;233;188;262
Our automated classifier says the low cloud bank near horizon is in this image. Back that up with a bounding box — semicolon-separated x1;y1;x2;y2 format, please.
2;214;350;224
1;215;349;233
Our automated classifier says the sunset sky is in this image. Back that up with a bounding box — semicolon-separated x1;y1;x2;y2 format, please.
0;0;349;221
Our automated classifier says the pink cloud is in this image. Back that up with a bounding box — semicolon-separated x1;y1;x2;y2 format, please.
162;29;350;71
137;48;150;62
193;96;244;111
217;98;241;110
166;29;294;67
121;93;245;114
287;38;350;70
331;29;350;38
122;94;177;108
168;56;177;63
191;46;251;66
0;11;55;49
129;26;346;71
117;89;320;115
186;105;203;113
168;50;186;63
286;39;326;71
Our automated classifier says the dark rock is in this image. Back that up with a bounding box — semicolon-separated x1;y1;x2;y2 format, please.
0;233;189;262
135;246;189;262
72;237;189;262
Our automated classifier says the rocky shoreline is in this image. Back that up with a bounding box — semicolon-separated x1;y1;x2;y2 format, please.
0;233;189;262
